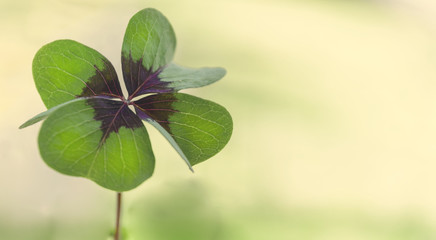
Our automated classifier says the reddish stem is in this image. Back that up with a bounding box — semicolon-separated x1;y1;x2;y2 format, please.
114;192;122;240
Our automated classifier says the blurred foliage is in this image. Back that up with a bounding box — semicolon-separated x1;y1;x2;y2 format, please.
0;217;110;240
3;181;436;240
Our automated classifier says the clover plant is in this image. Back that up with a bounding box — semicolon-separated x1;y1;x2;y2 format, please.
20;8;232;239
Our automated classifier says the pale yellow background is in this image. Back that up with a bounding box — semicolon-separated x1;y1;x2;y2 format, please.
2;0;436;239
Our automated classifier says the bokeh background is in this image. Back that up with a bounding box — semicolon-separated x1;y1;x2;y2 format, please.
3;0;436;239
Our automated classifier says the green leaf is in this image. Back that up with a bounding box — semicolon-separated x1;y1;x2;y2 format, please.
134;93;233;167
38;98;155;191
159;63;226;91
121;8;176;97
19;98;86;129
122;8;176;72
33;39;123;109
143;118;193;171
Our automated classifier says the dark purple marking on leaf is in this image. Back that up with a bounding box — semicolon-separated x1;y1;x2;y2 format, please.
81;59;123;98
132;94;179;132
86;98;143;144
121;54;173;99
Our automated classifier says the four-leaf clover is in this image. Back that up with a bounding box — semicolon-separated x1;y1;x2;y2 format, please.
20;8;233;192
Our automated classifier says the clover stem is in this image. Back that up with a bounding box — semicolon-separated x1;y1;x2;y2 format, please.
114;192;122;240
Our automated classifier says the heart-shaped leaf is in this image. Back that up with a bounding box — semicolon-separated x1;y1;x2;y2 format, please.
33;39;123;108
122;8;176;97
38;98;154;191
134;93;232;167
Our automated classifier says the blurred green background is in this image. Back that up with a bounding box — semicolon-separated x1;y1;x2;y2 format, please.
3;0;436;239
